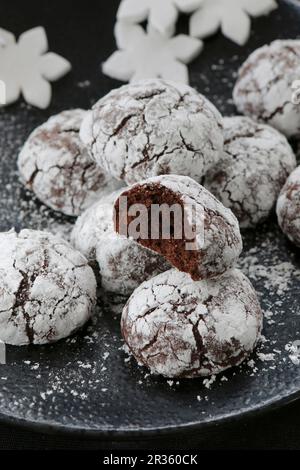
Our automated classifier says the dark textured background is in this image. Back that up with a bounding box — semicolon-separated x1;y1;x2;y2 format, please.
0;400;300;450
0;0;299;450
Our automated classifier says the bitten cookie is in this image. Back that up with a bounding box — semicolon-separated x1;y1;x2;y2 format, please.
80;79;224;185
233;40;300;138
121;268;263;378
277;166;300;247
18;109;123;217
71;191;170;296
204;116;296;228
0;229;96;346
114;175;242;281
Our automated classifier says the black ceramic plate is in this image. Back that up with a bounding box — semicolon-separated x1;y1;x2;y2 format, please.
0;0;300;438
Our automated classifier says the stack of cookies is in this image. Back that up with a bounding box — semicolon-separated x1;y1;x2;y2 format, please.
115;174;263;378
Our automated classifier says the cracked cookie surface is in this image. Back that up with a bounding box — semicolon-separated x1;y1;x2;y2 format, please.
204;116;296;228
233;40;300;138
121;268;263;378
0;229;97;345
71;190;170;296
18;109;123;217
114;175;243;281
277;166;300;247
80;79;224;185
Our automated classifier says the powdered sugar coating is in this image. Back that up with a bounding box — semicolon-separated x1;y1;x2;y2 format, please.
116;175;243;280
276;166;300;247
204;116;296;228
233;40;300;138
80;79;224;185
71;191;170;296
121;268;263;378
71;189;123;262
18;109;123;217
0;229;96;346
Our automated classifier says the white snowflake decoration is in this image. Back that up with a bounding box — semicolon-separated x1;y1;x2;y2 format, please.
190;0;278;46
117;0;204;37
102;22;203;85
0;26;71;109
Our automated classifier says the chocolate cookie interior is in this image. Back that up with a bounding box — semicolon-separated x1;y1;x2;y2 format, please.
114;184;201;280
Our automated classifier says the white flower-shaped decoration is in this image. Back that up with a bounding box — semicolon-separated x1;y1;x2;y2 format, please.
102;22;203;85
117;0;204;36
190;0;278;46
0;26;71;109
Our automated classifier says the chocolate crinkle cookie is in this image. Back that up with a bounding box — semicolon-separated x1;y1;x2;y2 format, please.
114;175;242;281
18;109;123;217
277;166;300;247
121;269;263;378
71;191;170;296
204;116;296;228
233;40;300;138
0;229;97;346
80;79;224;185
